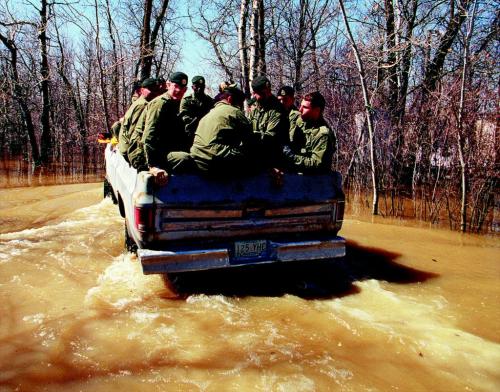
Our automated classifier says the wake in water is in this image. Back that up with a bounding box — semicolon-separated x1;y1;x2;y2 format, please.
0;189;499;391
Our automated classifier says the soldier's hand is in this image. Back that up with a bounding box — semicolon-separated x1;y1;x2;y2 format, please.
282;145;294;160
269;167;284;188
149;167;169;186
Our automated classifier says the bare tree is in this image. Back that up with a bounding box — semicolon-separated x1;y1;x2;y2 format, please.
0;30;40;163
339;0;380;215
238;0;251;94
38;0;52;163
138;0;170;80
456;0;478;231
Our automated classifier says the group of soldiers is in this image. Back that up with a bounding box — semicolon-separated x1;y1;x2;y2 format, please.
112;71;336;185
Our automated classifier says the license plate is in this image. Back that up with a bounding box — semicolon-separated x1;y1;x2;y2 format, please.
234;240;267;259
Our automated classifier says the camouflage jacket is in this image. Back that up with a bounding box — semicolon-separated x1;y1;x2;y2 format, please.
179;93;213;139
286;116;336;173
118;96;148;159
190;101;254;173
248;95;289;163
140;92;188;169
126;110;147;171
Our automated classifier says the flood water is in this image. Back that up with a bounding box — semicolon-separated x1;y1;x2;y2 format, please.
0;183;499;391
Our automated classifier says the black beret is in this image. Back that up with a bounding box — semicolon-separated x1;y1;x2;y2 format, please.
277;85;294;97
169;72;188;86
223;85;245;100
192;75;205;85
132;80;142;90
141;77;158;88
251;75;271;91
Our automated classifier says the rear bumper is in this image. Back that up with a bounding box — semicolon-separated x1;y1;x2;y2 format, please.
138;236;346;274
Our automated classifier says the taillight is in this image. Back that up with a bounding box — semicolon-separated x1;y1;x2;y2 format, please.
134;205;155;232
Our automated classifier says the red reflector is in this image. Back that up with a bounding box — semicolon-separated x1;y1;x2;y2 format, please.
134;206;154;232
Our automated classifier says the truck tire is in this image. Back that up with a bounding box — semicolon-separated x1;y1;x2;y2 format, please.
103;178;117;204
124;222;138;253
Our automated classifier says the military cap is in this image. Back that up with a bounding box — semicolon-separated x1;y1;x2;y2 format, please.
251;75;271;91
169;72;188;87
223;85;244;97
141;77;158;88
192;75;205;85
132;80;142;91
277;85;295;97
157;76;166;84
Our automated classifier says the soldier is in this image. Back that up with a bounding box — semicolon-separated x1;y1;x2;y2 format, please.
248;75;289;167
179;75;213;143
140;72;189;185
110;119;122;140
105;81;143;143
277;85;300;125
117;77;162;162
130;80;142;102
281;91;336;174
187;85;255;175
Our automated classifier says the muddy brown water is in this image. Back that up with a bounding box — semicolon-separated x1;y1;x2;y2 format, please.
0;183;499;391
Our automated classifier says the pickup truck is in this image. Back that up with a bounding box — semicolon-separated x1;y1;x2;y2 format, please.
104;144;345;275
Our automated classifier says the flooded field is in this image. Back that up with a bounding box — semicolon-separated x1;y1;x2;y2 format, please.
0;183;499;391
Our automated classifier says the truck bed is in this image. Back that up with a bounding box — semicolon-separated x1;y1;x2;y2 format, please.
105;145;345;273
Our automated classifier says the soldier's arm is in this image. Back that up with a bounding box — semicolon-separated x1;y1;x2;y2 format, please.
260;109;289;144
212;113;252;161
141;101;163;168
288;130;333;172
127;110;147;169
179;97;197;132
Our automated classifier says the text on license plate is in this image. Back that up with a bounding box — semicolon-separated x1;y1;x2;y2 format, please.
234;240;267;259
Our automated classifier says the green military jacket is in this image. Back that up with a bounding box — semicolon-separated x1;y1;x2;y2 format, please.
287;116;336;173
190;101;254;173
289;107;300;127
179;93;213;139
141;92;188;169
110;120;122;139
127;110;148;171
248;95;289;164
118;96;148;159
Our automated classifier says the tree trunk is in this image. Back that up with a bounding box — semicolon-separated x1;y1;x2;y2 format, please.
0;33;41;164
457;0;478;232
39;0;52;163
105;0;120;118
396;0;418;124
94;0;111;132
238;0;250;96
54;23;88;164
249;0;259;79
257;0;266;74
423;0;472;94
339;0;379;215
384;0;398;120
139;0;153;79
139;0;170;79
294;0;307;92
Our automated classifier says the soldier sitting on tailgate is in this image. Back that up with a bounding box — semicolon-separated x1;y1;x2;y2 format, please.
276;85;300;126
179;75;213;144
117;77;163;163
168;85;256;176
281;91;336;174
248;75;289;169
139;72;190;185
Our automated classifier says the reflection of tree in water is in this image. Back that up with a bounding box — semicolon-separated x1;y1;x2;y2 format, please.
0;158;105;188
